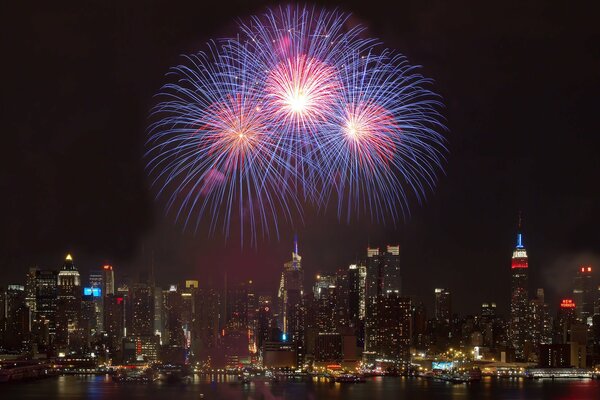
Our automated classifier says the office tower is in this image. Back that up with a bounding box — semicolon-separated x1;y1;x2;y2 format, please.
334;269;350;330
88;271;104;332
556;299;577;344
104;294;125;352
80;290;97;351
313;274;336;299
530;288;551;355
573;266;594;323
510;232;529;360
348;265;361;325
56;254;82;350
25;268;37;326
193;287;220;364
165;285;185;347
131;283;154;336
256;296;273;353
366;245;401;298
314;332;343;362
81;285;102;337
277;236;305;369
246;281;258;355
102;265;115;297
364;245;401;361
226;280;249;330
89;271;103;290
592;313;600;366
316;286;338;334
372;294;412;363
115;284;131;336
348;263;366;347
181;280;198;351
481;302;497;319
33;269;58;349
434;288;452;324
2;285;29;351
412;302;427;349
153;287;165;341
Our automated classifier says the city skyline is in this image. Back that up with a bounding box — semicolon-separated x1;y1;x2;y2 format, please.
2;0;600;396
3;227;598;319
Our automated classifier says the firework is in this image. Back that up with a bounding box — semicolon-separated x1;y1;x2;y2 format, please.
317;50;446;223
146;45;302;243
146;5;446;242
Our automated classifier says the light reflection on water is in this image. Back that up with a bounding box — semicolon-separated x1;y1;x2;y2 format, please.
3;375;600;400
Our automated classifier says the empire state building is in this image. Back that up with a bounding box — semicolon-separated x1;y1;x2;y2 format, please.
509;232;529;360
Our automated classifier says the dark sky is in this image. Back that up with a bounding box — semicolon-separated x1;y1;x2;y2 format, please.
2;0;600;316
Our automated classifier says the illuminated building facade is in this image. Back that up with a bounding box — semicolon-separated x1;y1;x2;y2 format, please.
364;245;401;361
131;283;154;336
2;285;29;351
32;269;58;349
56;254;82;349
573;266;593;323
104;294;125;352
434;288;452;324
556;298;577;344
509;232;529;360
165;285;185;347
102;265;115;297
88;271;104;332
277;236;305;369
192;287;220;363
530;288;551;355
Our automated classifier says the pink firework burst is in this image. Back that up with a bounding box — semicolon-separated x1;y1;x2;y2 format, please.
341;101;398;170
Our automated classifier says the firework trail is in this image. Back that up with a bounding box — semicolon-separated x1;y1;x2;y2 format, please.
146;5;447;243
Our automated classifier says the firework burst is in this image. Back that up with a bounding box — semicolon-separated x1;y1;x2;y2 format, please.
146;5;447;243
146;45;301;243
317;50;446;223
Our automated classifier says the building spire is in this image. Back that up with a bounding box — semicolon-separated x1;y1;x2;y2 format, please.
294;233;298;256
516;212;524;249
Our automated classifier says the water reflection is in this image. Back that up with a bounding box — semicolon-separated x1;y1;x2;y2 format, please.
4;374;600;400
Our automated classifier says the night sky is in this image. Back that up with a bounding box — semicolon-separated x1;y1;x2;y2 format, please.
2;0;599;316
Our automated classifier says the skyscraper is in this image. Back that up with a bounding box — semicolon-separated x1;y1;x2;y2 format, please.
104;294;125;352
348;263;366;346
88;271;104;332
2;285;29;351
510;232;529;360
364;245;401;362
32;269;58;350
25;268;37;326
573;266;593;323
530;288;551;354
434;288;452;324
277;236;304;369
56;254;81;350
102;265;115;297
192;287;220;364
131;283;154;336
165;285;185;347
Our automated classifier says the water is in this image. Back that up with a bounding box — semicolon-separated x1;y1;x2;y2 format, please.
3;375;600;400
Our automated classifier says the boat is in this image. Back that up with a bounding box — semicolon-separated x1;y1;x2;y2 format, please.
334;374;366;383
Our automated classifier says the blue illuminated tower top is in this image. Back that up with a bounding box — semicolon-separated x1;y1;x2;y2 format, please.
516;233;524;249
